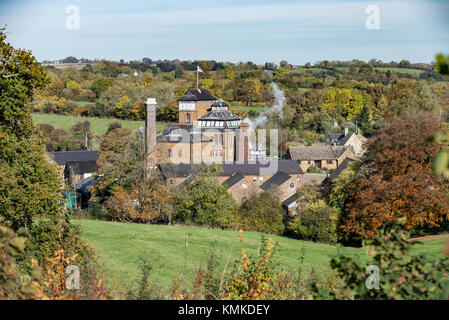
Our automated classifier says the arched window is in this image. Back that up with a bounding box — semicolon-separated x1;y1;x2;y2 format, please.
185;113;191;123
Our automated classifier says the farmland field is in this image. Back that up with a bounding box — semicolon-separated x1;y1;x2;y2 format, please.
374;67;425;75
335;66;424;75
74;219;447;291
290;67;329;74
32;113;166;135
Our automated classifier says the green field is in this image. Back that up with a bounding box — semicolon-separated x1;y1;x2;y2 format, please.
335;66;424;75
32;113;166;135
290;67;329;74
374;67;425;75
298;88;311;93
74;219;447;291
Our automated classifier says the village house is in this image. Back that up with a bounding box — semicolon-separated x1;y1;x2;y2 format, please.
285;145;357;172
326;128;367;157
158;160;303;205
48;150;99;185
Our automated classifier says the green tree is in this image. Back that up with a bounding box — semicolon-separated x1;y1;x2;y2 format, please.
173;177;237;228
236;193;285;235
0;28;63;230
91;78;113;98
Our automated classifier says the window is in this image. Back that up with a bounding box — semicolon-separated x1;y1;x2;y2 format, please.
290;183;295;188
242;197;248;203
252;177;257;182
214;134;223;146
185;113;191;123
327;160;333;165
259;177;263;182
170;179;174;185
168;149;172;158
297;176;301;181
212;149;223;157
307;160;311;165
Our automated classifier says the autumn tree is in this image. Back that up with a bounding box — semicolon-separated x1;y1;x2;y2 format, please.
93;126;172;223
321;88;371;122
341;111;449;239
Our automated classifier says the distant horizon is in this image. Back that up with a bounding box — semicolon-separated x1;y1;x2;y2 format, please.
1;0;449;65
39;57;436;66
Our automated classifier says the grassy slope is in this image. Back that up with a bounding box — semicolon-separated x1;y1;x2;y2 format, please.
290;67;329;74
74;219;447;290
32;113;166;135
335;66;424;75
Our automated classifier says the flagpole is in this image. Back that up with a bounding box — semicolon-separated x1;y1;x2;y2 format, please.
196;67;199;88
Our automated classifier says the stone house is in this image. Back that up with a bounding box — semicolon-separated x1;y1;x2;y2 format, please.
48;151;98;186
159;160;303;204
285;145;357;173
326;128;367;157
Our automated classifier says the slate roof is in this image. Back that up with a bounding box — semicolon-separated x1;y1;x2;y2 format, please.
222;172;244;189
198;110;241;121
210;100;229;109
176;174;196;189
327;158;356;181
260;171;291;191
287;146;349;161
157;124;212;143
327;132;367;146
282;193;299;207
337;132;354;146
75;176;98;196
48;151;99;166
178;88;217;102
159;160;303;179
64;160;98;175
327;133;344;143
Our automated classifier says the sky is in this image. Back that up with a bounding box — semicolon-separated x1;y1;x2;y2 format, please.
0;0;448;65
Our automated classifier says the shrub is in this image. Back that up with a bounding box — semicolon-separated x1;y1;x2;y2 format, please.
0;218;44;299
225;237;279;300
287;200;338;243
173;177;237;228
235;193;285;235
318;220;449;300
103;186;138;222
306;165;321;173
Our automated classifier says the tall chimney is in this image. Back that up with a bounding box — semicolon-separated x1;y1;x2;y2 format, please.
237;123;249;162
145;98;157;175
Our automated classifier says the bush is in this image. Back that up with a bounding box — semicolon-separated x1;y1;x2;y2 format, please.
306;165;322;173
0;218;44;299
235;193;285;235
318;220;449;299
287;200;338;243
173;178;237;229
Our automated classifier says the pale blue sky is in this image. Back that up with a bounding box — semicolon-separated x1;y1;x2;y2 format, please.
0;0;448;64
